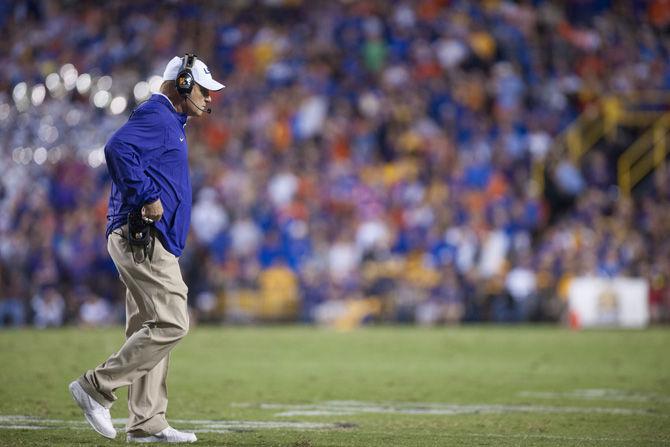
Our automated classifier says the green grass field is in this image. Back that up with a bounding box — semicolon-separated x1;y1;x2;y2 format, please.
0;325;669;446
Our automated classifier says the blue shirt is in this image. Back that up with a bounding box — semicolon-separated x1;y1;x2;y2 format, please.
105;94;191;257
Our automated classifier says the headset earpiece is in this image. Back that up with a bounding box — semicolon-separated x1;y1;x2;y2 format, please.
175;54;197;96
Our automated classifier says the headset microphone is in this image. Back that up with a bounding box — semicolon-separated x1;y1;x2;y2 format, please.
186;94;211;114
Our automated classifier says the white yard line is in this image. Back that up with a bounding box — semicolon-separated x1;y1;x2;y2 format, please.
1;396;667;439
0;415;349;432
519;389;670;403
0;412;670;445
1;417;668;444
239;400;663;417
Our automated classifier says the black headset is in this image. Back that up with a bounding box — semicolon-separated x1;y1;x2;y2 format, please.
174;53;212;114
175;53;197;96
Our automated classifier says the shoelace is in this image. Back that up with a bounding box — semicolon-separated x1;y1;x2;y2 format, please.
90;407;111;418
161;428;192;440
162;428;179;437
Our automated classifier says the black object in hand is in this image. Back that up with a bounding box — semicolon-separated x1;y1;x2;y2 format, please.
128;209;151;247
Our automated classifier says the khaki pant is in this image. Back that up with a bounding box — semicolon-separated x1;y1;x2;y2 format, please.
77;228;189;435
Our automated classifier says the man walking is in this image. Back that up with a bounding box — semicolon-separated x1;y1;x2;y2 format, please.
69;54;224;443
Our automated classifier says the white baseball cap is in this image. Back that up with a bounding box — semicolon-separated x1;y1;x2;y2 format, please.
163;55;225;91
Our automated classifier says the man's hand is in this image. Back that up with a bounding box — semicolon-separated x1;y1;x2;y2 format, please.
142;199;163;223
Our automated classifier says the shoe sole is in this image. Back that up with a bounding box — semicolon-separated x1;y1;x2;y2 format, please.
127;435;197;443
68;382;117;440
127;436;160;443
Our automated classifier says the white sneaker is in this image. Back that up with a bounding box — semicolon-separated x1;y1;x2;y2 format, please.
127;426;197;443
68;380;116;439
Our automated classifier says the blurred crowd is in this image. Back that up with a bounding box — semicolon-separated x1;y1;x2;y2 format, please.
1;0;670;328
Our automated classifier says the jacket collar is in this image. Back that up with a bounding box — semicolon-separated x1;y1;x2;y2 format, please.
151;93;188;126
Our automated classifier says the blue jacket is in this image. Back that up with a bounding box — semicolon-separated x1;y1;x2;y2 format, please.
105;94;191;257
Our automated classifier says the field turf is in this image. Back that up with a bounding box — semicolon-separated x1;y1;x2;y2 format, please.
0;325;668;446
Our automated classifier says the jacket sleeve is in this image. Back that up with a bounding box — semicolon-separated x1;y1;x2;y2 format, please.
104;108;165;208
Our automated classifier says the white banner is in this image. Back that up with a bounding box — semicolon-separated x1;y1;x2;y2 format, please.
568;277;649;328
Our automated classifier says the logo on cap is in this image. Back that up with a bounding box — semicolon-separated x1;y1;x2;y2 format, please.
203;67;211;74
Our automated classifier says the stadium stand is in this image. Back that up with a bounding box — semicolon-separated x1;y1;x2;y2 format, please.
0;0;669;327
